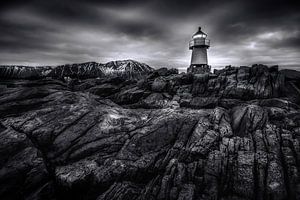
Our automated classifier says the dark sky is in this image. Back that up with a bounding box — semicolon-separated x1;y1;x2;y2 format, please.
0;0;299;71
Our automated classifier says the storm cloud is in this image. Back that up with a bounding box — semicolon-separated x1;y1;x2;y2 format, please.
0;0;299;70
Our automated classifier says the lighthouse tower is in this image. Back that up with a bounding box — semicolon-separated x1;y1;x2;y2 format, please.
187;27;211;73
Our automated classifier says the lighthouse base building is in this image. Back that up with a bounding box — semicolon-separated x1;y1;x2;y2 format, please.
188;27;211;74
187;64;211;74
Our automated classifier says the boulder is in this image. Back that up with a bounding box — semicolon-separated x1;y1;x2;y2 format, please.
88;84;120;97
114;86;147;104
185;96;219;108
281;69;300;80
152;77;167;92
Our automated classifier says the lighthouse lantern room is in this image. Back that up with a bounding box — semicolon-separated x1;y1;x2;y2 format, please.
187;27;211;73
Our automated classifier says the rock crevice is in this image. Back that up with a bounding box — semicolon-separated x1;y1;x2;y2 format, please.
0;64;299;200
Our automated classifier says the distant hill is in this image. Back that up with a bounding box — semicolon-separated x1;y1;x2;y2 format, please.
0;60;153;79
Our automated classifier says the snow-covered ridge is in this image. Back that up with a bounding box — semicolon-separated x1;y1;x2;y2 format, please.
0;60;154;79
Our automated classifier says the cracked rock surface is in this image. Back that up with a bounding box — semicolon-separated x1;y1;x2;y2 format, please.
0;64;300;200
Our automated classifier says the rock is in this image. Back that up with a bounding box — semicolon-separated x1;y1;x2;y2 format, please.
114;86;148;104
0;127;52;200
154;68;178;76
280;69;300;81
168;68;179;75
0;64;299;200
73;80;96;91
191;74;209;95
257;98;300;109
47;63;297;109
231;104;267;137
152;77;167;92
144;92;163;103
138;93;175;109
177;73;194;85
219;98;244;108
88;84;120;97
186;96;219;108
96;182;141;200
177;184;195;200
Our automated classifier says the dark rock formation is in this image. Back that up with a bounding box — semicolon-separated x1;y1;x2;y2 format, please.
73;64;293;109
0;64;299;200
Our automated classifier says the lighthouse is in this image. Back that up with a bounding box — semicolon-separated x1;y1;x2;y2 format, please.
187;27;211;73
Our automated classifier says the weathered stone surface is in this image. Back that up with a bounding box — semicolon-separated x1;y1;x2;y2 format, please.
152;77;167;92
114;86;148;104
88;84;120;97
0;64;299;200
73;64;298;109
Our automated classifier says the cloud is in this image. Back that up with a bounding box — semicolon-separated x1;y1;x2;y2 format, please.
0;0;299;70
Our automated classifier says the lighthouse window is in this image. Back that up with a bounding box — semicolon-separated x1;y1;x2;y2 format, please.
193;34;206;39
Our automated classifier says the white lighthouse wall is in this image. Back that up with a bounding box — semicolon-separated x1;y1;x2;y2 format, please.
191;47;208;65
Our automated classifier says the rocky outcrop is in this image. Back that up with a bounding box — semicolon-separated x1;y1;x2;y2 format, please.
0;64;299;200
71;64;298;109
0;60;153;80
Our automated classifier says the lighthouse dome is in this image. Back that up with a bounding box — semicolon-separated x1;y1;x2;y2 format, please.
192;27;207;39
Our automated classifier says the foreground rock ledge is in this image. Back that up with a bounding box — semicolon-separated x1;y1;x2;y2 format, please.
0;65;300;200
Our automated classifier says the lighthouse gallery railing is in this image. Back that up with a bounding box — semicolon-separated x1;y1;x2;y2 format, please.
189;38;210;49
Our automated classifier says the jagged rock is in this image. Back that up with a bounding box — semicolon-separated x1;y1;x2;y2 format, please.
137;93;175;109
231;104;267;137
114;86;148;104
152;77;167;92
0;64;299;200
182;96;219;108
0;125;52;200
89;84;120;97
144;92;164;104
281;69;300;80
152;67;178;77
